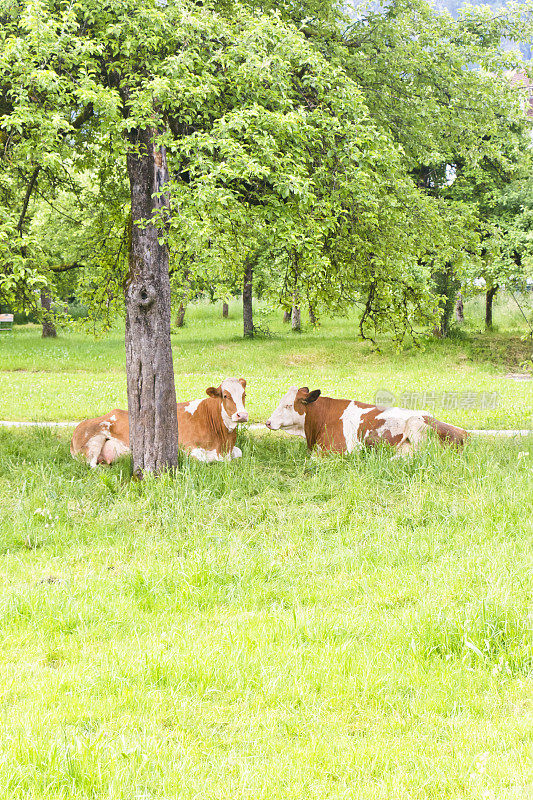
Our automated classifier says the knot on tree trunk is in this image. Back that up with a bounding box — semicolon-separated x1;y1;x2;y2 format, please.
135;285;157;309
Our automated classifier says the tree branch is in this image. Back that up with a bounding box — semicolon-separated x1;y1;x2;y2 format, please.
17;166;41;235
49;262;84;273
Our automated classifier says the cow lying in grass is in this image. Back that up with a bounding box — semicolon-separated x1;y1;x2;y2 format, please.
71;378;248;466
265;386;467;456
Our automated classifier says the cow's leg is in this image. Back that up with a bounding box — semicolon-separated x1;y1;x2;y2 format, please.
394;416;428;458
189;447;208;462
189;447;224;463
363;430;382;448
84;432;109;468
231;446;242;459
393;440;414;458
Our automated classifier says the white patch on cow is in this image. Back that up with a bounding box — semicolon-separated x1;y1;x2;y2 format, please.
102;437;130;463
375;407;425;439
221;406;237;431
110;414;116;422
190;447;223;463
189;447;206;462
231;446;242;459
394;415;428;457
85;432;108;468
220;378;248;428
265;386;305;435
341;402;366;453
185;398;204;415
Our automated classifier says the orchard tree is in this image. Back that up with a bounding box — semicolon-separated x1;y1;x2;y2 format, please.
3;0;351;472
166;31;460;343
461;169;533;328
336;0;533;333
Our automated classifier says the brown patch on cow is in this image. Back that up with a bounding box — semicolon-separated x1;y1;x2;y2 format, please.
356;406;387;441
294;391;351;453
177;397;236;457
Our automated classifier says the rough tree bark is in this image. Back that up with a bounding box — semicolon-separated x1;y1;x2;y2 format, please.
291;292;301;332
175;302;187;328
222;302;229;318
454;292;464;324
308;304;316;325
125;127;178;475
485;285;498;329
283;310;291;323
243;256;254;338
40;288;57;338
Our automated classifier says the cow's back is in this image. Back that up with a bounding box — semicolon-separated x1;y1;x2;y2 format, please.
304;397;467;454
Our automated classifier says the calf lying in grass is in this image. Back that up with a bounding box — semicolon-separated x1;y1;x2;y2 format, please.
265;386;467;456
70;378;248;466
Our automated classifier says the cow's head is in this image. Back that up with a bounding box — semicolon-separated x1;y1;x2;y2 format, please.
265;386;321;434
206;378;248;429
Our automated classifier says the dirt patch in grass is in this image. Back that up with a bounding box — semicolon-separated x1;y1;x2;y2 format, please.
463;333;533;370
283;347;343;367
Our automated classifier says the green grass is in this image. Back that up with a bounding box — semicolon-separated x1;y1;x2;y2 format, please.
0;297;532;798
0;427;531;799
0;295;532;429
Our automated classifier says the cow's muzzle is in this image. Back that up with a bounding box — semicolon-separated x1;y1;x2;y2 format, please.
234;412;249;422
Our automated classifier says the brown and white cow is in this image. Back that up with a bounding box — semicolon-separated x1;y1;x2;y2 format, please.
70;378;248;466
265;385;467;456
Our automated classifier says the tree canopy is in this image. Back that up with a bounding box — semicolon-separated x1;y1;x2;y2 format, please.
1;0;532;467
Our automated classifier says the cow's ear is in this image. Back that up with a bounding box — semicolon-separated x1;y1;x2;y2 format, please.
302;389;321;405
206;386;222;397
239;378;247;389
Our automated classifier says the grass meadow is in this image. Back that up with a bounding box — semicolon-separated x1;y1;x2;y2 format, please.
0;294;532;429
0;295;531;799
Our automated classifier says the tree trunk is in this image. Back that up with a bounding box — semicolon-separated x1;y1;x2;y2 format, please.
125;127;178;475
175;301;187;328
291;293;301;332
283;310;291;323
243;256;254;338
485;285;498;329
40;289;57;338
454;292;464;324
174;268;191;328
308;304;316;325
222;302;229;318
432;264;460;338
